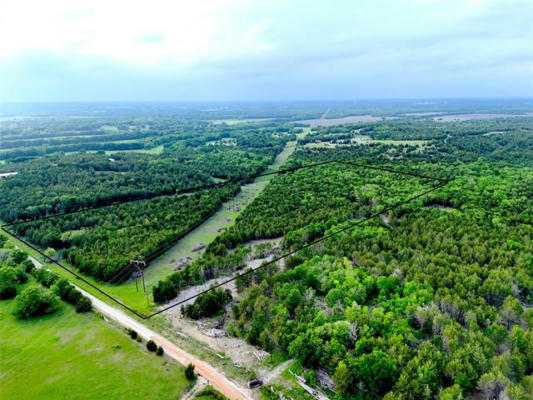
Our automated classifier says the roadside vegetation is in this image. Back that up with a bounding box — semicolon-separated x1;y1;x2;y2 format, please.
0;236;188;400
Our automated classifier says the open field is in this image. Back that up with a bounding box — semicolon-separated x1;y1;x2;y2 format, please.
0;287;188;400
434;113;527;121
295;114;383;127
211;118;273;125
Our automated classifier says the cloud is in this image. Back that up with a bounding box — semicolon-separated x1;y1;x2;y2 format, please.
0;0;531;101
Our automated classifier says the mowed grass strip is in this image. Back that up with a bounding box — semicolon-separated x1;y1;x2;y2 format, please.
0;292;188;400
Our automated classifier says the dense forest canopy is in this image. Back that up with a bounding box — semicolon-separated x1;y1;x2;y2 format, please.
151;115;532;398
1;103;532;399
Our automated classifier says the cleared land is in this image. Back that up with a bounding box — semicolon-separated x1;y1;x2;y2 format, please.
295;115;383;127
0;291;188;400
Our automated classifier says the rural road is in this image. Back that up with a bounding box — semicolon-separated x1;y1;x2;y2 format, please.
29;257;252;400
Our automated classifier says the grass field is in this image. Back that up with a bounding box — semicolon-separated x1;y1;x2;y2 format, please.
0;285;188;400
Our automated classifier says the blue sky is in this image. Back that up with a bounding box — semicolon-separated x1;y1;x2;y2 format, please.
1;0;532;101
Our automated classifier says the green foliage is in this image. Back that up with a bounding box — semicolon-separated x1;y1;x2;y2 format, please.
3;109;533;398
146;340;157;352
194;386;227;399
15;185;238;281
31;268;59;287
14;285;59;319
0;285;189;400
0;267;18;299
181;288;232;320
185;363;196;381
75;296;92;313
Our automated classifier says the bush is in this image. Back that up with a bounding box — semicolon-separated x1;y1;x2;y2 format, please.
75;296;92;313
14;286;59;319
14;267;28;283
44;247;56;259
51;278;89;311
152;280;179;304
129;329;138;339
0;267;18;299
156;346;164;356
22;259;35;273
146;340;157;352
12;249;28;264
197;386;226;399
31;268;58;288
181;288;232;320
185;363;196;381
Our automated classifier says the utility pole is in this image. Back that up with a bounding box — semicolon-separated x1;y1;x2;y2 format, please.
129;259;146;293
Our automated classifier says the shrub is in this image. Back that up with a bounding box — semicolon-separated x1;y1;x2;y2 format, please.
44;247;56;259
51;277;90;311
185;363;196;381
31;268;58;288
14;286;59;319
152;280;179;304
12;249;28;264
129;329;138;339
181;288;232;320
0;267;18;299
14;267;28;283
156;346;164;356
146;340;157;352
196;386;226;399
75;296;92;313
22;259;35;273
52;278;72;299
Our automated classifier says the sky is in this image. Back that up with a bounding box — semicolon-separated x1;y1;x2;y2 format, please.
0;0;532;102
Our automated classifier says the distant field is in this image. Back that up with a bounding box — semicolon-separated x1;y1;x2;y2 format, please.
434;113;526;121
295;114;383;127
211;118;273;125
0;287;188;400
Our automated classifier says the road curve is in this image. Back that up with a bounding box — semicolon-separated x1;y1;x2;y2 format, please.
29;257;252;400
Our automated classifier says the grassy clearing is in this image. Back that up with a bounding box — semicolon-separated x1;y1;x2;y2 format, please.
295;127;311;139
0;285;188;400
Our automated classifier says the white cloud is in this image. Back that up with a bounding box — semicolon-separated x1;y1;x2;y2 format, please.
0;0;531;100
0;0;274;65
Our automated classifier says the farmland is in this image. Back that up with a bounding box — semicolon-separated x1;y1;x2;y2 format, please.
0;236;188;400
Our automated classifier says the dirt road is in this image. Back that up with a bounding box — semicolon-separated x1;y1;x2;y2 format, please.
29;257;252;400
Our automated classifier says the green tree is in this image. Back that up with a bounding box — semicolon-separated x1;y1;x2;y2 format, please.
13;286;59;319
0;267;17;299
185;363;195;381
